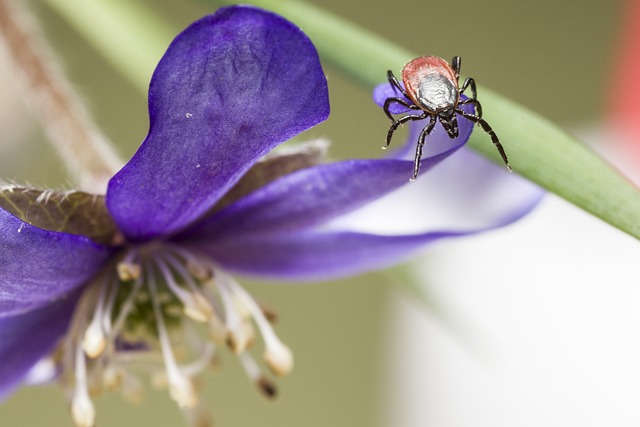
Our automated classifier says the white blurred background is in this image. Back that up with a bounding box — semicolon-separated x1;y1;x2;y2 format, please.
383;190;640;426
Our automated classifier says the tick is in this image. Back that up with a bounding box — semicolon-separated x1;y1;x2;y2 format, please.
383;56;511;180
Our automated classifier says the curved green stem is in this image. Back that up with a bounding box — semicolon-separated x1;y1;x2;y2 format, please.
43;0;176;93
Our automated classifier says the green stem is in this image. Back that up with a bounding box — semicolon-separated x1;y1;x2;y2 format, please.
43;0;176;93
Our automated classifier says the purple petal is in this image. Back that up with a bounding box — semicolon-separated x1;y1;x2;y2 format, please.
107;6;329;241
0;208;110;316
0;290;79;401
183;158;452;243
192;150;542;281
193;231;458;281
194;189;538;280
373;82;412;114
331;148;543;235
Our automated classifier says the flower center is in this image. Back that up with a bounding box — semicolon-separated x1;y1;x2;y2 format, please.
59;242;292;427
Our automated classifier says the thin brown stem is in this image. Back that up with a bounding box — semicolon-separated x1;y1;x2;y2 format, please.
0;0;122;193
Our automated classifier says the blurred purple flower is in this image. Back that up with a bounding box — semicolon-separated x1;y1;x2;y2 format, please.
0;5;542;426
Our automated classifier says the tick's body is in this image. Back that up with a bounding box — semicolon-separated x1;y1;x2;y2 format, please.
402;56;459;113
383;56;511;180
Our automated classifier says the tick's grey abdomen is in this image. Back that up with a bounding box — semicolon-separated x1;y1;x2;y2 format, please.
415;73;457;112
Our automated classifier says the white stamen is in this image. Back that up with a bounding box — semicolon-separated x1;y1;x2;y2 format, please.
61;277;103;406
82;321;106;359
186;259;212;282
263;341;294;378
237;351;261;382
163;253;204;294
185;293;214;323
71;340;95;427
173;249;291;376
179;343;216;378
164;254;218;320
217;283;254;353
71;392;95;427
82;276;111;358
116;249;141;281
222;274;293;377
197;280;228;344
157;258;213;323
238;352;277;399
207;310;228;345
117;263;141;281
101;275;119;335
178;325;219;377
148;264;198;408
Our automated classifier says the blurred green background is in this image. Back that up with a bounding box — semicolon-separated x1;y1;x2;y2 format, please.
0;0;622;425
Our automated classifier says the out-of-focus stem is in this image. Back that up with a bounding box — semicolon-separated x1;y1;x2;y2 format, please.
42;0;176;96
0;0;122;193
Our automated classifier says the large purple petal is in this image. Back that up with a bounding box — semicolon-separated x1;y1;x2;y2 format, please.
0;208;110;317
193;191;539;281
191;214;521;282
191;150;543;281
107;6;329;241
192;231;459;281
0;290;79;401
331;147;543;234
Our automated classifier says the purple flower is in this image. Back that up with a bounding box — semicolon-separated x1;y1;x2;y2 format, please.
0;5;542;426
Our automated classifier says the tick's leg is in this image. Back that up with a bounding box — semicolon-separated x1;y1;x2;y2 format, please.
411;115;438;180
384;112;428;149
387;70;411;99
458;110;511;172
451;56;462;81
459;77;477;100
439;112;459;139
458;97;483;119
459;77;481;117
383;97;419;121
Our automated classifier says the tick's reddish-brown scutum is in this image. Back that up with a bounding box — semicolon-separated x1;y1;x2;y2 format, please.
402;56;458;113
